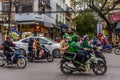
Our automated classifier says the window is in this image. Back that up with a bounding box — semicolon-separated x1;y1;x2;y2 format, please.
2;2;10;14
39;38;48;44
16;0;33;13
22;38;30;43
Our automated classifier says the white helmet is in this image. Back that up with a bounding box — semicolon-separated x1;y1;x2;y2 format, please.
83;35;89;40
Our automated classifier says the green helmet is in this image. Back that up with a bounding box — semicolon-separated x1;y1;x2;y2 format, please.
63;33;70;38
72;34;79;42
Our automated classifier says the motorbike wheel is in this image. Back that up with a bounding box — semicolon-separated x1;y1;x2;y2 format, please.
92;60;107;75
17;58;27;69
114;48;120;55
60;61;73;75
47;55;54;62
0;55;5;66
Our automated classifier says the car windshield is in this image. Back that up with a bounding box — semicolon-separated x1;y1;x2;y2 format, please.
45;38;56;43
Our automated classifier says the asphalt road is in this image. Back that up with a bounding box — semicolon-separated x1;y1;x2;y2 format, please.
0;53;120;80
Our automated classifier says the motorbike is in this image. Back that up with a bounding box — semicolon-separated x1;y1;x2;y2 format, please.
60;48;107;75
92;46;106;64
98;45;113;53
114;46;120;55
0;47;27;69
27;45;54;62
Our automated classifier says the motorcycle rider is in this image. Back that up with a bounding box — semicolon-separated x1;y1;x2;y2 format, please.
60;33;71;55
28;38;35;56
69;34;87;70
3;36;15;62
82;35;92;49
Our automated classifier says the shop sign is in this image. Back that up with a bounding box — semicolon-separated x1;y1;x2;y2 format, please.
17;32;22;35
19;25;34;32
11;28;17;32
109;12;120;22
34;26;41;32
1;26;8;33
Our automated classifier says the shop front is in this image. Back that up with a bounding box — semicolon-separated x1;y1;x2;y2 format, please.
0;24;17;42
109;12;120;45
18;24;49;38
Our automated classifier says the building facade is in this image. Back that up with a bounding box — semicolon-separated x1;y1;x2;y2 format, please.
15;0;56;38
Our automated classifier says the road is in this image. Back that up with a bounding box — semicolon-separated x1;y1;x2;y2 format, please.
0;53;120;80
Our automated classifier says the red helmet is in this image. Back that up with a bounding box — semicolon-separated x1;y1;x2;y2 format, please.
98;33;103;38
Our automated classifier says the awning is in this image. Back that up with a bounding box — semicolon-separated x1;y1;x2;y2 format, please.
115;23;120;33
115;23;120;30
1;24;15;27
61;24;69;30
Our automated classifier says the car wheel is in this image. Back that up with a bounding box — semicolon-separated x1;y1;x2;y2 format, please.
52;49;61;58
19;49;26;57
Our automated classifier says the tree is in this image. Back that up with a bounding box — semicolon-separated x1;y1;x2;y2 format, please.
75;0;120;43
75;12;97;37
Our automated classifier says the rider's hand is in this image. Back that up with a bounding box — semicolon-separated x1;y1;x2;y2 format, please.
84;48;90;51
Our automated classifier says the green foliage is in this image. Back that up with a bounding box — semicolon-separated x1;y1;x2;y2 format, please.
75;12;97;37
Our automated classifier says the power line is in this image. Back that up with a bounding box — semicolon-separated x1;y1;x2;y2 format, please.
0;8;120;14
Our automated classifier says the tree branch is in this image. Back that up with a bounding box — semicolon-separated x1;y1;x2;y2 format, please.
100;0;107;11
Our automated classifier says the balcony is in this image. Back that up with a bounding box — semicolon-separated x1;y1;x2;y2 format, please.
15;13;56;25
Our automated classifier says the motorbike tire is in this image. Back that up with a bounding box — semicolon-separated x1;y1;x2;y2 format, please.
60;61;73;75
17;58;27;69
114;48;120;55
0;55;5;66
92;60;107;75
47;55;54;62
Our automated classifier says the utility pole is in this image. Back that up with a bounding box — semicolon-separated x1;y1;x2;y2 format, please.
8;0;12;35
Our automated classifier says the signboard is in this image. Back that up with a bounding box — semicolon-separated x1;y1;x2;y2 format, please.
109;12;120;22
19;25;34;32
34;26;41;32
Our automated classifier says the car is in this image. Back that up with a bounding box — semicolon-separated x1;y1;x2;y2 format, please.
14;36;61;58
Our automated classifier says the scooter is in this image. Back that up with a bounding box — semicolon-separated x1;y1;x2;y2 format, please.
60;48;107;75
114;46;120;55
0;47;27;69
27;45;54;62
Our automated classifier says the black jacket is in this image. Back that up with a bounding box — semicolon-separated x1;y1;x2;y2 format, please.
3;41;14;52
28;39;34;51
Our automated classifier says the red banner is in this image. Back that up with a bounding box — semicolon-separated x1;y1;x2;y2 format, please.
109;12;120;22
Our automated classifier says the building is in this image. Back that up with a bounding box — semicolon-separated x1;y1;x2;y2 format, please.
0;0;16;42
15;0;56;38
65;0;76;33
108;2;120;44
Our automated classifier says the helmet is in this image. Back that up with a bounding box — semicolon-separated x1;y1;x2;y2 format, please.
63;33;70;39
72;34;79;42
83;35;89;40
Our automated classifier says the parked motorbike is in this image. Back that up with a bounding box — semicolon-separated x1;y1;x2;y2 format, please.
60;48;107;75
0;47;27;69
27;45;54;62
114;46;120;55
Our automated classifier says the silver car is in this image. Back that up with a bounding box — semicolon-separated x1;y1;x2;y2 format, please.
14;36;61;58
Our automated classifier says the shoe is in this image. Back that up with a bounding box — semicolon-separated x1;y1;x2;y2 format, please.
79;64;86;71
